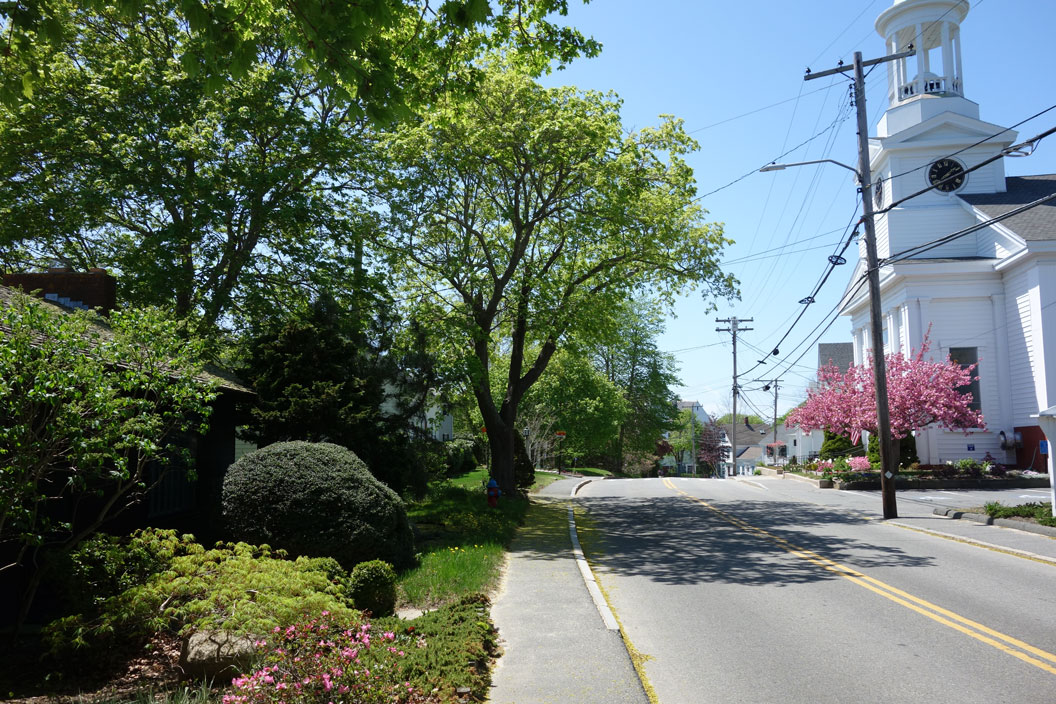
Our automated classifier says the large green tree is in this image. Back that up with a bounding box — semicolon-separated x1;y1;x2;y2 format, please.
1;0;599;108
592;298;680;472
0;0;598;337
379;64;736;493
520;348;627;466
1;0;378;336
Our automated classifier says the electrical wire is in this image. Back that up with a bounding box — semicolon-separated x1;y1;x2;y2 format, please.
696;110;852;201
686;84;836;135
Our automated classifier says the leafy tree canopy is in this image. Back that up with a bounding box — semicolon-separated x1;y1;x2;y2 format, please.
1;0;600;110
379;62;736;492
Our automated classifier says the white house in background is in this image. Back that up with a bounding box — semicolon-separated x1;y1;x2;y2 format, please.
787;343;855;464
668;400;712;474
841;0;1056;471
718;420;770;476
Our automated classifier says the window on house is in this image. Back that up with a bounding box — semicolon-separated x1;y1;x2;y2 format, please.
949;347;981;413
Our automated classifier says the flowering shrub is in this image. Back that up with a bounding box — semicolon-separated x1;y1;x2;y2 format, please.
225;612;426;704
847;456;872;472
815;460;834;474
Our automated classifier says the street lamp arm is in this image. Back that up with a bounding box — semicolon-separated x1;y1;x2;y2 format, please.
759;159;861;179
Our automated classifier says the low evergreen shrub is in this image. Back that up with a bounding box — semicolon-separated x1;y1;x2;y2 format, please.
222;441;415;569
349;560;397;617
46;528;195;617
44;540;358;656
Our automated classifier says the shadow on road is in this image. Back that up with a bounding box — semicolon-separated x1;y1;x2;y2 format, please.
546;496;935;587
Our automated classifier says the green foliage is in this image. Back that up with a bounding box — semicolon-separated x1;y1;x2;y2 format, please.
222;441;415;570
591;298;682;468
239;292;438;494
400;481;527;608
227;596;497;704
349;560;397;617
2;0;599;114
43;540;358;655
46;528;196;618
866;433;920;467
443;437;478;477
819;430;864;460
0;292;217;624
381;63;735;493
982;501;1056;527
521;349;628;460
713;414;766;426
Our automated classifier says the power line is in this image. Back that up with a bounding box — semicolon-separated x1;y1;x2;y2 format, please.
686;83;836;134
696;110;851;201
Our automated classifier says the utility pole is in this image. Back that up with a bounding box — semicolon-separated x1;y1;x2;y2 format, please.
806;48;913;519
689;405;696;475
716;317;753;478
764;380;779;464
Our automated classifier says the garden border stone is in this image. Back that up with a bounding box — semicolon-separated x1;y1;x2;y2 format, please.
179;630;257;680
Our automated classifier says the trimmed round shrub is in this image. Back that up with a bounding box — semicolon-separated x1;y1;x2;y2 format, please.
349;559;397;616
222;441;415;570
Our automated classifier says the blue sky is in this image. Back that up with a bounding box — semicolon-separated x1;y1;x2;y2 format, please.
539;0;1056;420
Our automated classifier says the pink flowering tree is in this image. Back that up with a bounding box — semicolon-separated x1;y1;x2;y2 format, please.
787;333;985;446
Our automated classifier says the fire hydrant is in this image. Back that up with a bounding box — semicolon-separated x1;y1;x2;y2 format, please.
486;478;501;508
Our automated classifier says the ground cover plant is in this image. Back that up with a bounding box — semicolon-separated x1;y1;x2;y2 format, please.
224;596;497;704
982;501;1056;527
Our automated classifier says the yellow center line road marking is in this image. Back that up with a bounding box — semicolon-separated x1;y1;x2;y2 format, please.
662;479;1056;676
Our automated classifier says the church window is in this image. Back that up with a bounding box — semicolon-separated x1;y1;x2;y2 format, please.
949;347;981;413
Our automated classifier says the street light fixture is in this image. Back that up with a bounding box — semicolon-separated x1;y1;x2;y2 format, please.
759;159;860;175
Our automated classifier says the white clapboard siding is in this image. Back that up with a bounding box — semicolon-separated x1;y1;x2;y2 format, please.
1004;267;1040;425
884;205;979;259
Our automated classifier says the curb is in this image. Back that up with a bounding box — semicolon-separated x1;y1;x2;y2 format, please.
566;479;620;631
932;507;1056;539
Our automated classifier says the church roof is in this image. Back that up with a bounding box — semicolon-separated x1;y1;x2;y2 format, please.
958;175;1056;241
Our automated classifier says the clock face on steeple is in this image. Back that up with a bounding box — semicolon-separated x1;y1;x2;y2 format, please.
928;158;966;192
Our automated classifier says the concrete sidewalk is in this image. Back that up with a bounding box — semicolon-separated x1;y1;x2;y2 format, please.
489;481;648;704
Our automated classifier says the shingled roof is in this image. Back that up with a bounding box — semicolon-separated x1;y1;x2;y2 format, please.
958;174;1056;241
0;285;252;396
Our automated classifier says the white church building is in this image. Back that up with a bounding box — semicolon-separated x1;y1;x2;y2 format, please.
842;0;1056;471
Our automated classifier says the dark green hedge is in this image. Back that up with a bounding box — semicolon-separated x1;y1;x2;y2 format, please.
222;441;415;569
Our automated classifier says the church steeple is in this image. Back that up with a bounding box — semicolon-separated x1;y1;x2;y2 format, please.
877;0;969;106
874;0;979;138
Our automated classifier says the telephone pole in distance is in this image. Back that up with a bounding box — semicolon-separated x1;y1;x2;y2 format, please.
716;317;752;478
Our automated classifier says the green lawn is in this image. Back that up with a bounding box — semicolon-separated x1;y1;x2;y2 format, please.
399;468;527;608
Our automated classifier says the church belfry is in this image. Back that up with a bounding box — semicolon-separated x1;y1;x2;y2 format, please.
876;0;969;108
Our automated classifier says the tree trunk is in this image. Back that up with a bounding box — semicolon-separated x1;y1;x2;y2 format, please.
489;422;517;495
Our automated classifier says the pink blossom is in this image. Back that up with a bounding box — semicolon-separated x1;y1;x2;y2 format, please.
787;331;985;445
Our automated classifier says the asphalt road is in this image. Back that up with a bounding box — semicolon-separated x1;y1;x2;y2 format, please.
576;477;1056;704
